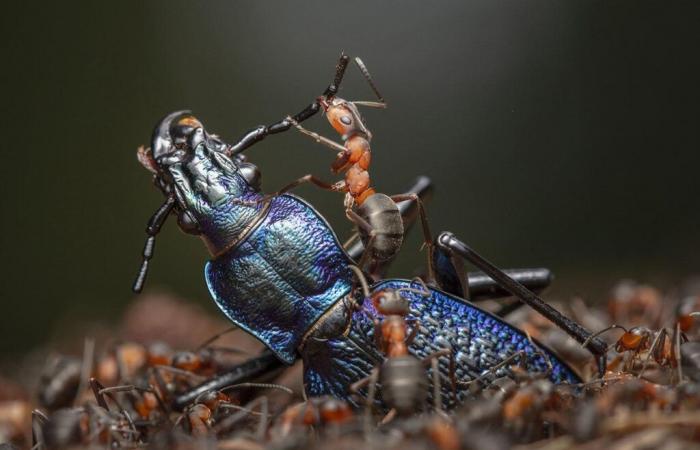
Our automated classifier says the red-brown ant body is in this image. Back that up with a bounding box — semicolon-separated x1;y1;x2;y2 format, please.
241;55;434;277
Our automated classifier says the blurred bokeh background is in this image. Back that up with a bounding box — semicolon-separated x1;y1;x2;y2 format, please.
2;1;698;361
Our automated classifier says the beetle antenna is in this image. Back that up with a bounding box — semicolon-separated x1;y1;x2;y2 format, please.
133;195;176;293
354;57;385;104
324;52;350;100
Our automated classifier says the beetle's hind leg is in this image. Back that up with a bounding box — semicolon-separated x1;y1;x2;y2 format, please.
434;231;608;377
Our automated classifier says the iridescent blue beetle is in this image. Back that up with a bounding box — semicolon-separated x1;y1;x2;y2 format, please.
132;56;607;410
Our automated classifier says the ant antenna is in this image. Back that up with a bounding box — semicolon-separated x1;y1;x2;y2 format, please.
581;324;628;349
132;195;176;293
354;57;386;106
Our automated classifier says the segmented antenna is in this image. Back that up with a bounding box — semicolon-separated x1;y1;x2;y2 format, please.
354;57;385;103
325;52;350;99
132;195;176;293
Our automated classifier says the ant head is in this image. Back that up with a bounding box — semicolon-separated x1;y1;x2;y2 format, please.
317;96;371;140
371;290;410;316
171;351;202;372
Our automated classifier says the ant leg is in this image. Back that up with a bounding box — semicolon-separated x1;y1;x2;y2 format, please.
173;350;283;411
347;177;433;276
214;396;270;439
639;328;666;378
287;117;349;153
343;232;361;250
75;338;95;406
526;332;553;379
153;365;205;384
405;319;420;347
32;410;47;450
457;351;526;391
379;408;397;425
132;195;176;293
349;374;372;395
350;368;379;432
96;384;168;417
363;367;380;432
390;193;436;284
234;174;344;206
89;378;110;410
195;326;239;352
89;379;139;438
346;209;379;271
673;322;683;383
436;231;608;376
227;54;350;156
422;348;456;410
582;324;628;348
431;357;443;415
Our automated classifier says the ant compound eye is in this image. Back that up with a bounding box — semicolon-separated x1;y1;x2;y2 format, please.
340;116;352;125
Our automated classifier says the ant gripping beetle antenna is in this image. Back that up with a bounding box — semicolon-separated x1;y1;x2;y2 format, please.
326;52;350;99
352;57;387;109
228;53;350;157
132;195;176;293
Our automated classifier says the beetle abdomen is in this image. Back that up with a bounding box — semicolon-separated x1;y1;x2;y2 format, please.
356;193;403;262
301;279;581;409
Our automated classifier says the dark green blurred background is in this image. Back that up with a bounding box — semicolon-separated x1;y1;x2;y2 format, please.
2;1;699;358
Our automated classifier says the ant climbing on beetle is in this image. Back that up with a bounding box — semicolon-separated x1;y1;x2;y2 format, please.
133;52;611;409
233;54;435;280
348;267;455;419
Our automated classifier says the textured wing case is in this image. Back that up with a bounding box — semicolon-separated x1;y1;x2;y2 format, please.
205;194;354;364
302;279;580;406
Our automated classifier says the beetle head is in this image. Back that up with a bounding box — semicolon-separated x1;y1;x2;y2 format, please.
138;110;228;177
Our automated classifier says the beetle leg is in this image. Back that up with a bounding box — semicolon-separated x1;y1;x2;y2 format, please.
435;231;608;377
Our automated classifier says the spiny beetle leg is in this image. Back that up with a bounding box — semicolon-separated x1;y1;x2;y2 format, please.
435;231;608;377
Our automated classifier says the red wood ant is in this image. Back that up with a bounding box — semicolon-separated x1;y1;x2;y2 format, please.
348;267;454;420
237;54;435;279
584;311;699;381
275;397;353;438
